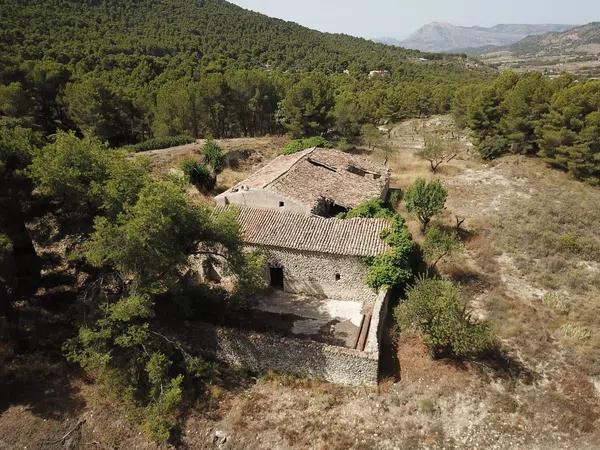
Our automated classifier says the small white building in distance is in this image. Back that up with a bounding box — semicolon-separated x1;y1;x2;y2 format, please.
368;69;391;79
214;147;390;217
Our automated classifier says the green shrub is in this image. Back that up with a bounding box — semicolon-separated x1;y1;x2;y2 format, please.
335;138;355;152
180;158;215;191
203;139;225;174
422;225;463;269
559;323;592;341
405;178;448;230
338;198;416;291
558;233;581;254
337;198;394;220
142;375;184;443
395;277;495;359
367;216;416;291
281;136;333;155
124;135;195;152
477;135;510;160
542;292;570;314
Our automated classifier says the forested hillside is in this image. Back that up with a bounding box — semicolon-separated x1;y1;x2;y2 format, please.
0;0;488;145
2;0;424;74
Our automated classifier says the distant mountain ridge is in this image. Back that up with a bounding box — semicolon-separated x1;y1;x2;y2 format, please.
491;22;600;56
478;22;600;77
382;22;575;53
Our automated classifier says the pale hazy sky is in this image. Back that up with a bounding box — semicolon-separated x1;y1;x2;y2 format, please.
229;0;600;39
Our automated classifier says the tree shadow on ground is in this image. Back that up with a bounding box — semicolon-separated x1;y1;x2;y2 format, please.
435;222;477;243
1;286;85;419
445;266;494;296
0;351;86;420
475;347;536;384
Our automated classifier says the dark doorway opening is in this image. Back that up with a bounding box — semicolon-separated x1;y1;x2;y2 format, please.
269;267;284;290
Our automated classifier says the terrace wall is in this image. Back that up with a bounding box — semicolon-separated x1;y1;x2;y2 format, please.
177;289;390;386
179;321;379;386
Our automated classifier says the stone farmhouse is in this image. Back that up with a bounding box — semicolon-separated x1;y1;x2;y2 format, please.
214;205;389;302
190;147;393;386
215;147;390;217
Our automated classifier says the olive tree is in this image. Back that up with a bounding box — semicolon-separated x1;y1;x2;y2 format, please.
395;277;495;359
422;225;463;269
418;133;459;173
404;178;448;230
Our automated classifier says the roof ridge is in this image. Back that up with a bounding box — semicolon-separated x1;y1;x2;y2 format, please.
264;147;316;189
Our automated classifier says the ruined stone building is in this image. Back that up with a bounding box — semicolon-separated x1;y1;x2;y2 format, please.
191;147;393;386
215;147;390;217
214;205;389;302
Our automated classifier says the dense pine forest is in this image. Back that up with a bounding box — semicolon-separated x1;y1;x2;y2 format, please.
454;72;600;184
0;0;489;145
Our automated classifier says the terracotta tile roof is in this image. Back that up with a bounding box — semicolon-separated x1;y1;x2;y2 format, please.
229;148;313;190
215;206;390;257
216;148;389;211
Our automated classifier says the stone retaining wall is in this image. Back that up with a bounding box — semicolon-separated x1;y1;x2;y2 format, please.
178;322;377;386
365;289;391;354
177;288;390;386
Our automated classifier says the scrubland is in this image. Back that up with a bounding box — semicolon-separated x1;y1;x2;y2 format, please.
1;117;599;450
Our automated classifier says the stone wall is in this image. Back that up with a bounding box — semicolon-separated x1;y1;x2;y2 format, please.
178;321;380;386
249;246;378;303
215;189;309;215
364;289;391;354
176;288;390;386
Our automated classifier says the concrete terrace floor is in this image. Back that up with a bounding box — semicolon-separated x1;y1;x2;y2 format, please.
249;291;367;348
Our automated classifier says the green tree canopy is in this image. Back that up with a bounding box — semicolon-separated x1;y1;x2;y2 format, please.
395;277;495;359
279;74;335;138
405;178;448;230
85;179;241;289
538;81;600;184
203;139;226;175
29;131;150;217
65;78;141;146
422;225;463;270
